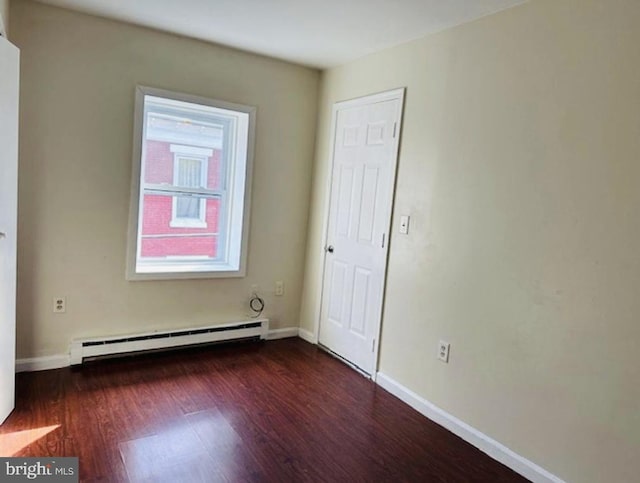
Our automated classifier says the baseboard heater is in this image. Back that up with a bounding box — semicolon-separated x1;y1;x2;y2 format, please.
69;318;269;365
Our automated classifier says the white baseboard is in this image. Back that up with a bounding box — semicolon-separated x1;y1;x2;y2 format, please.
16;355;70;373
266;327;299;340
16;329;298;372
16;327;313;372
297;328;317;344
376;372;564;483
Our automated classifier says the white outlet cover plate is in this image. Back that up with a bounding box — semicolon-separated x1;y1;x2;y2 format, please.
53;297;66;313
438;341;450;363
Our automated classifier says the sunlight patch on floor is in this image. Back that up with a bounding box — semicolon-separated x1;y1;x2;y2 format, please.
0;425;60;456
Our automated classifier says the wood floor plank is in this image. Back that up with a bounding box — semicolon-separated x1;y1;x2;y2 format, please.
1;339;528;482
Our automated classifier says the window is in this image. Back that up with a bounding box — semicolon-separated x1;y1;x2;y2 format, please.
170;146;211;228
127;86;255;280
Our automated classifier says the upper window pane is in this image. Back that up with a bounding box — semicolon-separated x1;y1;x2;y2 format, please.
127;87;255;280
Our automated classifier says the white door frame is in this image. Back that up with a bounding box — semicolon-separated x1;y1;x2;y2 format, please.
314;88;405;379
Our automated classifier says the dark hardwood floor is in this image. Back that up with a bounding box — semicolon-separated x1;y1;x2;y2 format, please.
1;338;527;482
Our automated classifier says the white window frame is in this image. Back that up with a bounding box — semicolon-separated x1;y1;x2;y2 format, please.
126;86;256;280
169;145;211;229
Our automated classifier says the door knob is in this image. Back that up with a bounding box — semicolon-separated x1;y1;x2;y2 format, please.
0;232;6;239
326;245;334;253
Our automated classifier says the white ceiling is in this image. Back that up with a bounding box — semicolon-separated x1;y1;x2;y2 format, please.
35;0;527;69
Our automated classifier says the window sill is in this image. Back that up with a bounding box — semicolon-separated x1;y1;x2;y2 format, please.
169;219;208;229
127;261;244;280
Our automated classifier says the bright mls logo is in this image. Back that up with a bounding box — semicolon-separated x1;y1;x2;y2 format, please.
0;458;78;482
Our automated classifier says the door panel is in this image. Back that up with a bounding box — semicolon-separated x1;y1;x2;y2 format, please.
0;36;19;425
327;260;348;325
336;166;354;238
349;266;371;337
319;91;404;374
358;166;379;244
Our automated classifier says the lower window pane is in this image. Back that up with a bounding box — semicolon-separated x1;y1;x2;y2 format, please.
139;194;221;262
140;235;218;259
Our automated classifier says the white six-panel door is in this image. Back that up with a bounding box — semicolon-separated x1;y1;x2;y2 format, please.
318;89;404;375
0;36;19;425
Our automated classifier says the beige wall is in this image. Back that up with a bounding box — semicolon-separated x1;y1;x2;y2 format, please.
12;0;319;358
12;0;640;480
301;0;640;481
0;0;8;35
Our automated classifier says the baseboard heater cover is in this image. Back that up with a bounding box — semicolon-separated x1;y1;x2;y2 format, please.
69;318;269;365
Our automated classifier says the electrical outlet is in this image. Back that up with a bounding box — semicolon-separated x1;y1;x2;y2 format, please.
275;281;284;296
438;340;450;363
53;297;66;313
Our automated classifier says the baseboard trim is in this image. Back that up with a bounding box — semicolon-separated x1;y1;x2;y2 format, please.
376;372;564;483
16;355;70;373
16;330;299;372
265;327;300;340
297;328;316;344
16;328;320;371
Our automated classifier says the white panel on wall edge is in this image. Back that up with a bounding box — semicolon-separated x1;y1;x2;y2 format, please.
0;35;19;424
0;9;6;38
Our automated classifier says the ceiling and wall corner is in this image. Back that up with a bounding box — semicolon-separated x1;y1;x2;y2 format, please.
32;0;528;68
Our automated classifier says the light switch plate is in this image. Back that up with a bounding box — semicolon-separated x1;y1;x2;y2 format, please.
399;215;410;234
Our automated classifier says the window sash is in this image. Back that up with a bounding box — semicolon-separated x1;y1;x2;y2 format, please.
142;183;224;199
127;86;256;280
